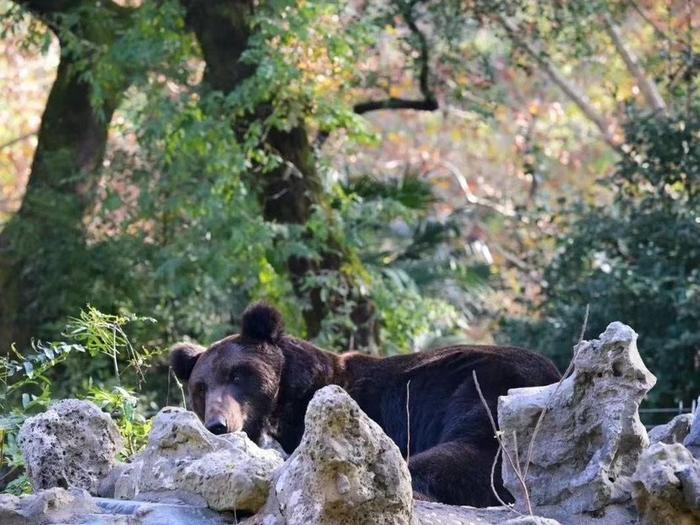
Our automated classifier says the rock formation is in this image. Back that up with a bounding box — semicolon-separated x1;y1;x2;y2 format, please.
18;399;123;494
630;442;700;525
113;406;284;513
497;322;656;517
8;321;700;525
648;413;693;445
684;398;700;459
249;385;414;525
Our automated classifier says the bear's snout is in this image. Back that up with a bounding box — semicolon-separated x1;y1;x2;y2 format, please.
205;416;229;435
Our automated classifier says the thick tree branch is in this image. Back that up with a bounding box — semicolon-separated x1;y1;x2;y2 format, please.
496;15;624;156
353;97;437;114
601;11;668;114
353;1;437;115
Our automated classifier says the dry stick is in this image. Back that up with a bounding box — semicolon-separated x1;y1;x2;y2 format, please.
472;370;533;516
488;447;522;514
522;305;590;481
405;379;412;464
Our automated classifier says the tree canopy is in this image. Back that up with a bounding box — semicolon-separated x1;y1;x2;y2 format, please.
0;0;698;412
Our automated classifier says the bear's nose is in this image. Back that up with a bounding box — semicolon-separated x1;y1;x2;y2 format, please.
205;418;228;435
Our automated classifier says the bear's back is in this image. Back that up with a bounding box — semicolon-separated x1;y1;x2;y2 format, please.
342;345;560;457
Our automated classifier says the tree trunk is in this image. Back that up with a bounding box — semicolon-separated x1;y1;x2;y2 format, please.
182;0;376;349
0;7;125;353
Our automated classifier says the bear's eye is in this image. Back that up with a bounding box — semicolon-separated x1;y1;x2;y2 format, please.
230;370;241;383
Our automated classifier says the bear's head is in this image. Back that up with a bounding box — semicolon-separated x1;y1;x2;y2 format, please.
169;303;286;442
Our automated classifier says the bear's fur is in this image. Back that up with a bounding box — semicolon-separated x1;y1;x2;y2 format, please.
171;302;560;506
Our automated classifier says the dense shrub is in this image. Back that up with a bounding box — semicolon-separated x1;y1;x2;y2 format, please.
503;106;700;407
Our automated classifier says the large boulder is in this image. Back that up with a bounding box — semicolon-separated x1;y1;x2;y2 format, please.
249;385;414;525
631;442;700;525
497;322;656;517
18;399;123;494
648;413;693;445
113;406;283;513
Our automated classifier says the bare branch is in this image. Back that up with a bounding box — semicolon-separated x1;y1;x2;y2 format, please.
601;12;667;114
353;1;437;115
353;97;437;114
0;132;36;152
495;15;624;156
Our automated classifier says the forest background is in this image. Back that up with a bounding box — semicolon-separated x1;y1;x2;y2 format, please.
1;0;699;491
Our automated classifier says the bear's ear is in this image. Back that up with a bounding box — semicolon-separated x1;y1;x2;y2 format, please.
241;302;285;344
170;342;205;382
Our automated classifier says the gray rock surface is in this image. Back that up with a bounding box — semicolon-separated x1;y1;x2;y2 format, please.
0;488;232;525
498;322;656;516
18;399;124;494
113;406;283;513
631;442;700;525
249;385;414;525
684;399;700;459
500;517;561;525
412;501;512;525
648;413;693;444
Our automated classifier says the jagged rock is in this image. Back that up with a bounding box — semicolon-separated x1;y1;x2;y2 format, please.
683;399;700;459
249;385;413;525
18;399;123;494
498;322;656;516
631;442;700;525
648;413;693;444
113;406;283;513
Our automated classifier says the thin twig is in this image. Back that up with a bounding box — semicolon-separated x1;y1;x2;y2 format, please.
628;0;672;42
405;379;412;464
489;447;522;513
0;132;36;152
473;370;533;515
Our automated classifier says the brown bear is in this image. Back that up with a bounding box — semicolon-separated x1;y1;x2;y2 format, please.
170;302;559;507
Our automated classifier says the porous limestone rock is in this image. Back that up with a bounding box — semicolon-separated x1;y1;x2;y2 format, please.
113;406;283;513
249;385;413;525
648;413;693;444
683;399;700;459
631;442;700;525
18;399;123;494
498;322;656;516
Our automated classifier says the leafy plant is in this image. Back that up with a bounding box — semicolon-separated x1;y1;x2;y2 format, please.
0;306;161;493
